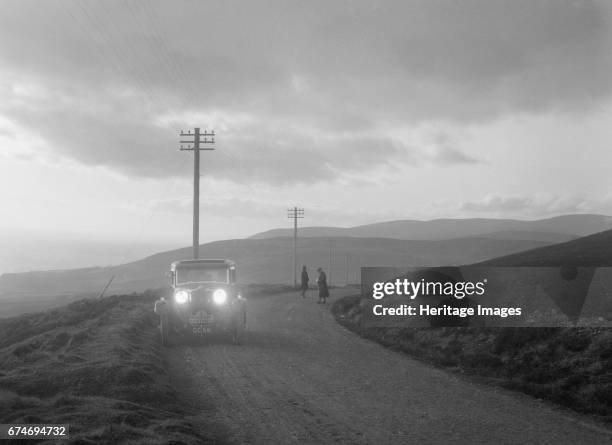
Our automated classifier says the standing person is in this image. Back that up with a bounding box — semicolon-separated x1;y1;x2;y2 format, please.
316;267;329;304
300;266;309;298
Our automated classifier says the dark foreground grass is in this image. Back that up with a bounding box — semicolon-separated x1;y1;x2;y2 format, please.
332;294;612;423
0;290;226;444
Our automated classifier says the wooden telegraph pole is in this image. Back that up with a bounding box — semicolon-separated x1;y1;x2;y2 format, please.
345;252;349;286
328;239;332;287
180;128;215;259
287;207;304;288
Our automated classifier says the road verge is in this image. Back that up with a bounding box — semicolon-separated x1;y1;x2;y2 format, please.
331;294;612;424
0;290;225;444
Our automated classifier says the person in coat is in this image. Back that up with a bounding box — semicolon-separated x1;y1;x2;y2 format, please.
300;266;309;298
316;267;329;304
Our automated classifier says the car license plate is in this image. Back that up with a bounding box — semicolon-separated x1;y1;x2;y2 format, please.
192;325;211;335
189;311;214;326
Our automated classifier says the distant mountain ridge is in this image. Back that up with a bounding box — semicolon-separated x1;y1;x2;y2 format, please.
4;213;612;318
0;236;551;315
250;214;612;242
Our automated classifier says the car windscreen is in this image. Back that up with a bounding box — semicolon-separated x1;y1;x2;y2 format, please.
176;265;228;284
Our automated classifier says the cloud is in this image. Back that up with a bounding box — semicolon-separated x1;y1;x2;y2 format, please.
4;83;470;183
0;0;609;183
424;132;479;165
3;1;610;116
457;194;601;217
430;146;478;165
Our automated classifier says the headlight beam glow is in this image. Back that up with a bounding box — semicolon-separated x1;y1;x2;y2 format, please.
213;288;227;305
174;289;190;304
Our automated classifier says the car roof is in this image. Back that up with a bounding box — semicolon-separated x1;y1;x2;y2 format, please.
170;259;235;270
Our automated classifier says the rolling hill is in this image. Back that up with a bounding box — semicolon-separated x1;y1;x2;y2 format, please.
250;214;611;242
0;236;551;316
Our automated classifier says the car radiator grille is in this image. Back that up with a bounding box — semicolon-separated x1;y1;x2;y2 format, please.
190;290;212;308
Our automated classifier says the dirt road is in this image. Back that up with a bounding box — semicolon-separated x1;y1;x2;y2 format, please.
168;290;612;444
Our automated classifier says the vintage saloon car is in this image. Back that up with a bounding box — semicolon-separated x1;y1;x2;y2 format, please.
154;259;246;345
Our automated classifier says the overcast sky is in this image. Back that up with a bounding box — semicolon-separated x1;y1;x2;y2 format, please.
1;0;612;250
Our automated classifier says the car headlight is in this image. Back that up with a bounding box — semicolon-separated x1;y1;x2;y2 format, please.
174;289;190;304
213;288;227;305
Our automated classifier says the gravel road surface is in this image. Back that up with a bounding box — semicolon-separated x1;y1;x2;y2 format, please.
168;290;612;444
